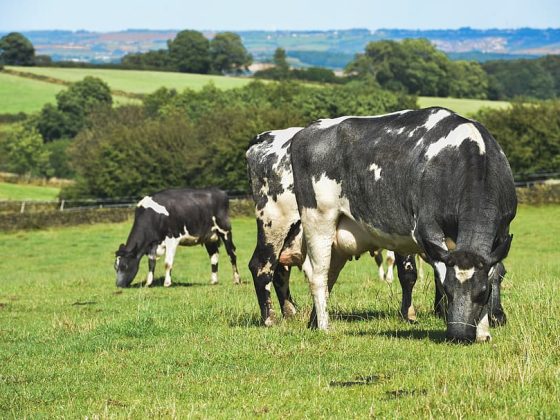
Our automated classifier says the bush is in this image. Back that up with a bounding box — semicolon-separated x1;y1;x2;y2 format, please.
474;101;560;177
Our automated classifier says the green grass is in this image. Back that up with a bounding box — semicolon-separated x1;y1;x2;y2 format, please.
6;66;252;95
418;96;510;117
0;72;63;114
1;206;559;417
0;181;60;201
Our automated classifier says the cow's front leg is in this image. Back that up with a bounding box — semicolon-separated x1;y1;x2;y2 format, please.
489;262;507;326
163;238;179;287
395;253;418;322
433;268;447;318
205;242;220;285
219;229;241;284
145;242;161;287
272;264;297;318
249;247;276;326
372;250;385;281
307;249;347;329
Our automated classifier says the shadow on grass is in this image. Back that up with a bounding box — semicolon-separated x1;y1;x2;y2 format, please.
129;277;210;288
349;328;447;343
332;309;395;322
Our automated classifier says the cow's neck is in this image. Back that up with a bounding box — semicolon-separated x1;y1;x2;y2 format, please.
124;226;152;257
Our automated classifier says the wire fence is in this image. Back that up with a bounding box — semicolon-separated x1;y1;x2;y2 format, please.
0;192;252;214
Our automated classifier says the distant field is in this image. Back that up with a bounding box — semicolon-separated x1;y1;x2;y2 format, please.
0;72;63;114
418;96;510;116
2;67;511;117
6;66;252;95
0;181;60;201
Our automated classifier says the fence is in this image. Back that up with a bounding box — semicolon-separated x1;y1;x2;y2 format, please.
0;194;254;232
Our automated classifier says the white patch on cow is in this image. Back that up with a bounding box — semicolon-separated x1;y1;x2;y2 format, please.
368;163;382;181
488;265;496;279
156;244;165;258
476;313;492;342
396;127;405;135
211;216;228;239
434;261;447;284
314;110;411;129
454;266;475;283
137;196;169;216
257;261;274;277
265;281;272;292
385;251;395;282
425;123;486;160
211;272;218;285
423;109;451;131
178;226;199;246
210;253;219;265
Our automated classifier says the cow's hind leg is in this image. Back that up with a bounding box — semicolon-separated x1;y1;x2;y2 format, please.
248;220;286;326
395;253;418;322
372;250;385;281
273;264;297;318
205;242;220;285
214;217;241;284
489;262;507;327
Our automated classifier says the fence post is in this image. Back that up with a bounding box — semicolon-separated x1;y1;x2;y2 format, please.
20;201;25;214
59;200;65;211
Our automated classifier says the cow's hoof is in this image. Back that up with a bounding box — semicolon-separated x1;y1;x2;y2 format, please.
164;282;172;288
233;274;241;285
264;317;274;327
210;280;219;285
282;301;297;318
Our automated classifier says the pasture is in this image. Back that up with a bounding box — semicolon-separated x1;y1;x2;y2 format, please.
5;66;252;95
0;181;60;201
0;72;63;114
1;66;511;118
417;96;510;116
1;205;559;417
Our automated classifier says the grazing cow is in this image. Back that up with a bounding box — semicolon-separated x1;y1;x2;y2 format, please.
290;107;516;342
115;188;240;288
247;127;304;325
247;127;431;326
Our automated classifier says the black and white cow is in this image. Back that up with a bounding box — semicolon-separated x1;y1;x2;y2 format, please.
247;128;426;326
115;188;240;288
290;107;516;342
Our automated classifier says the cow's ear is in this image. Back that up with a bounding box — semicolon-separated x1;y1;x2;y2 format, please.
423;238;451;265
115;243;126;256
487;234;513;267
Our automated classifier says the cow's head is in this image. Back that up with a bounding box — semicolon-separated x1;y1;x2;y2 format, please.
114;244;141;288
426;235;513;343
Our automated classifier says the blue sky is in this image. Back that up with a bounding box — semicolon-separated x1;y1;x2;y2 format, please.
0;0;558;32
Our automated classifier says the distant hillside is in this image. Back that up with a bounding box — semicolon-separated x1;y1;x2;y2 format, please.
1;27;559;69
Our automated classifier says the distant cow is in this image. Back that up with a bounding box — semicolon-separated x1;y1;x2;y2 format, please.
247;128;425;326
291;107;516;342
115;188;240;288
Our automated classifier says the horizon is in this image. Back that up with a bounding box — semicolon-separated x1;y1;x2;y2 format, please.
2;26;560;34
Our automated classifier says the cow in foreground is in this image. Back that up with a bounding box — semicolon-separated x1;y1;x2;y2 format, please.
247;128;424;326
115;188;240;288
290;107;516;342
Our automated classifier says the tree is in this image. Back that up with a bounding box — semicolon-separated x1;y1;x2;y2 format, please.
0;32;35;66
209;32;252;74
36;76;113;141
168;30;210;73
345;39;451;96
448;61;488;99
0;123;52;177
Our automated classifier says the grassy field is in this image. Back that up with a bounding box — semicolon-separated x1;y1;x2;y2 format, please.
0;72;63;114
6;66;252;95
0;181;60;201
1;205;559;417
2;66;511;117
418;96;510;116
